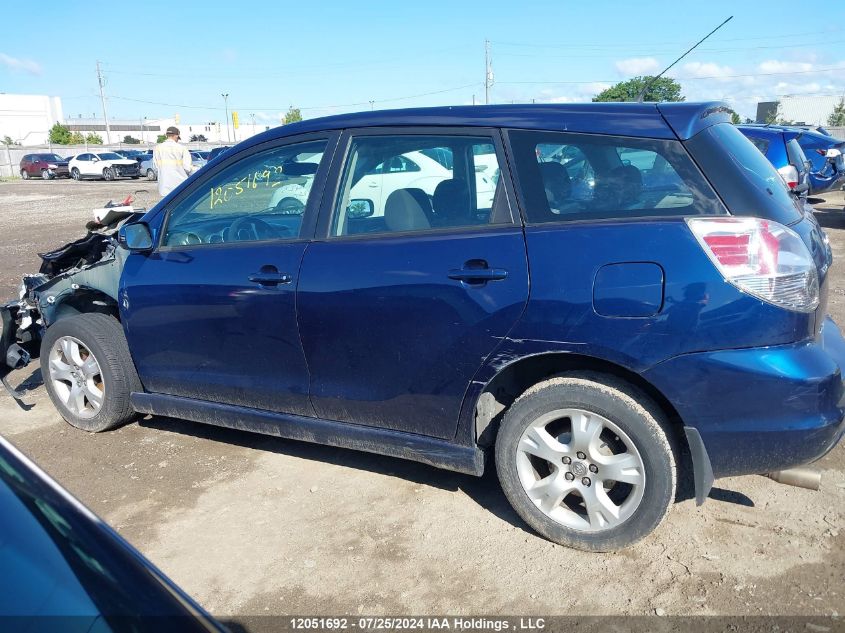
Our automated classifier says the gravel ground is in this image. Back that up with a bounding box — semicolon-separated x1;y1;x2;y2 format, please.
0;177;843;620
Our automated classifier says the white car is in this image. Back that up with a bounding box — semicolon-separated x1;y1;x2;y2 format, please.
69;152;141;181
270;150;496;217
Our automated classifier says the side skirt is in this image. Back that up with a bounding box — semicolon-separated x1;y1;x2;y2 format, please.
130;392;486;476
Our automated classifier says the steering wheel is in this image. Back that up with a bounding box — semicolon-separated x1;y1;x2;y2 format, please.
274;196;305;215
227;215;285;242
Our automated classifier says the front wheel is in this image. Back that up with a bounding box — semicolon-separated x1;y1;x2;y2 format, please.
41;314;141;432
71;168;81;181
146;168;156;181
495;373;676;551
41;169;51;180
103;167;115;181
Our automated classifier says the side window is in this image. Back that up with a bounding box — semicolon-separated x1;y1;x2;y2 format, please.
509;130;724;223
332;134;511;237
162;139;327;247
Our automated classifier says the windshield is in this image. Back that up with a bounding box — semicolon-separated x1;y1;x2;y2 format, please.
37;154;64;162
96;153;123;161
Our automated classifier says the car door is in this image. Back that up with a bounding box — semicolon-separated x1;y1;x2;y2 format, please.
78;154;95;176
297;128;529;439
119;133;338;416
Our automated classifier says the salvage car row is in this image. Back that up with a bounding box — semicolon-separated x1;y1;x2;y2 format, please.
18;149;217;182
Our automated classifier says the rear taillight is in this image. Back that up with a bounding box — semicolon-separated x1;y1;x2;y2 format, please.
777;164;800;190
687;217;819;312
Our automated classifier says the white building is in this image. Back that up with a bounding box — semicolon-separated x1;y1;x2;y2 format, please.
0;93;64;145
776;94;845;126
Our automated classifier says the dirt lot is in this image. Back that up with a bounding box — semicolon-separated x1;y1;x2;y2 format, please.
0;177;843;619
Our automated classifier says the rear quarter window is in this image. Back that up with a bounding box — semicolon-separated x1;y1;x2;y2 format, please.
507;130;725;223
685;123;802;226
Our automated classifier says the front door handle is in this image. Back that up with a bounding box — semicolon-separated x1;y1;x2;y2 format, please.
248;266;292;286
448;261;508;283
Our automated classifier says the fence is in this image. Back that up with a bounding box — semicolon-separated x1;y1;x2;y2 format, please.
0;142;230;178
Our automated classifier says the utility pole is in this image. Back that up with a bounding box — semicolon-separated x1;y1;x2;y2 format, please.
484;39;493;105
250;113;255;138
96;61;112;144
221;93;231;142
369;100;374;111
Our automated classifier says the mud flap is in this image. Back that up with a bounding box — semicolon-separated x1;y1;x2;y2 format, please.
684;426;714;506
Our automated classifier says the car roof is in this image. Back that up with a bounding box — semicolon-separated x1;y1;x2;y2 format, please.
235;101;732;153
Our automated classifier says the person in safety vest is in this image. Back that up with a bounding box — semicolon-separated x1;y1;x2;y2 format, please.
153;126;194;197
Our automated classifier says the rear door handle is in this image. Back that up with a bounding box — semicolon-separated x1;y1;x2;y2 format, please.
448;266;508;283
248;270;292;286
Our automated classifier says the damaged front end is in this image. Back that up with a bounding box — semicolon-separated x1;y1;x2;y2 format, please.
1;201;144;398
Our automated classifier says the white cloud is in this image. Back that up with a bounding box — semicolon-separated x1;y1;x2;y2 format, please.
681;62;735;80
758;60;814;74
614;57;660;76
0;53;41;75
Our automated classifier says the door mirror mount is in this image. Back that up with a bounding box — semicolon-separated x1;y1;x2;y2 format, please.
118;222;154;252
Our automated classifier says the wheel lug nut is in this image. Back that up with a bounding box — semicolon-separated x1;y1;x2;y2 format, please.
581;477;591;486
589;464;598;473
565;472;574;481
576;451;586;459
562;456;571;464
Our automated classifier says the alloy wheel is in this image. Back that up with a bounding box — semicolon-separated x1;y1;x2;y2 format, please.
515;408;645;533
48;336;105;419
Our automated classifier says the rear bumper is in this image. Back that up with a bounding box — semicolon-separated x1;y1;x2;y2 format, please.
643;317;845;478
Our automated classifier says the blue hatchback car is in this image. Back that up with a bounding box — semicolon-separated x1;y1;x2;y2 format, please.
739;123;845;195
2;101;844;552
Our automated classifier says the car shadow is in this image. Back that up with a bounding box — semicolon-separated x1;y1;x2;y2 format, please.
138;415;532;534
812;208;845;229
708;486;754;507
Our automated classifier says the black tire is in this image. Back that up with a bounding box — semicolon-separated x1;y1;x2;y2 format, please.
146;168;157;181
495;372;676;552
71;168;81;181
103;167;114;181
41;169;51;180
40;314;141;433
20;169;29;180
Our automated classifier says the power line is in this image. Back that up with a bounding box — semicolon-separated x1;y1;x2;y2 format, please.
497;64;845;85
107;83;482;114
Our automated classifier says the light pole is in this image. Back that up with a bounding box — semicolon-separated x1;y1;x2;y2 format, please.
221;93;231;143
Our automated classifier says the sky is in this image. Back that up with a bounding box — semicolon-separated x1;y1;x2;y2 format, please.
2;0;844;125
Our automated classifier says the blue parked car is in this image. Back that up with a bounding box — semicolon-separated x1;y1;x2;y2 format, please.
2;102;844;552
736;124;812;198
739;124;845;195
0;435;224;629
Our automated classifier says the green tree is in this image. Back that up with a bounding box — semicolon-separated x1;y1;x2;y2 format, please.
189;134;207;142
156;134;167;143
48;123;72;145
730;111;742;125
592;76;684;103
86;132;103;145
828;98;845;126
123;135;140;144
283;106;302;124
765;103;793;126
69;132;85;144
2;135;18;146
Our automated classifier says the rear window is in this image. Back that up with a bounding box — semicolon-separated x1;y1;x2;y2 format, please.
685;123;801;226
508;130;725;223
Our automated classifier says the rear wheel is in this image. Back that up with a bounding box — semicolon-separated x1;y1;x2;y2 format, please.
20;169;29;180
495;373;676;551
146;168;156;181
41;314;141;432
